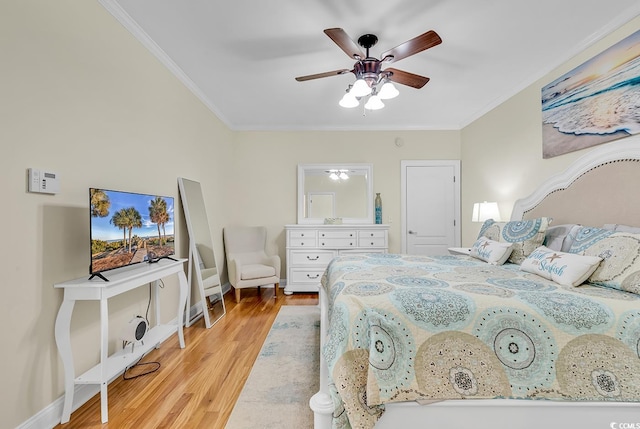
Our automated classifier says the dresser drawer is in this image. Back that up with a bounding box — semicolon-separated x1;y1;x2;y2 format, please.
339;249;386;256
358;230;386;239
289;237;317;247
319;238;356;248
288;230;316;239
290;268;325;284
358;237;387;247
318;230;356;239
289;250;336;266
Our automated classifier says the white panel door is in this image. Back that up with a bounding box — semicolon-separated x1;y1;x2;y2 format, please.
401;161;460;255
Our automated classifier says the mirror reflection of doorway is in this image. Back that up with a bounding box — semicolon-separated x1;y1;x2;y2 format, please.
307;192;335;219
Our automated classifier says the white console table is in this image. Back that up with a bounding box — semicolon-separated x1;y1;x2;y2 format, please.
54;258;188;424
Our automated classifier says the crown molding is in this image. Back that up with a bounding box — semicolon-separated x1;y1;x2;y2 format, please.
98;0;232;128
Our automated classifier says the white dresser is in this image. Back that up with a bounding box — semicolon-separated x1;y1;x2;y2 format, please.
284;224;389;294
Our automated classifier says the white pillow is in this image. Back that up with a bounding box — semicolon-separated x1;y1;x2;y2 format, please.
470;237;514;265
544;224;582;252
603;224;640;234
520;246;602;287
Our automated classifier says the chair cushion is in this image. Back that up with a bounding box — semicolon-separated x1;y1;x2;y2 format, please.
241;264;276;280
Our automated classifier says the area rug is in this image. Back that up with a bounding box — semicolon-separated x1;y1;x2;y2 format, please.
226;305;320;429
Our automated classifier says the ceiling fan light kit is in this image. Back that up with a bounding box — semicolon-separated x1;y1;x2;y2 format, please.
364;94;384;110
378;81;399;100
350;78;372;97
339;90;359;108
296;27;442;111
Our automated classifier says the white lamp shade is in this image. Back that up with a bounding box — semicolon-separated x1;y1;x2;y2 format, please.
472;201;501;222
339;92;359;108
350;78;372;97
378;81;399;99
364;95;384;110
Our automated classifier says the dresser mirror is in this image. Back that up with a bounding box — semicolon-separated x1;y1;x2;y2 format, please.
297;163;373;224
177;177;226;328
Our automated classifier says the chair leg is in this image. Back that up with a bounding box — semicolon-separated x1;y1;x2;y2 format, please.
235;288;241;303
274;283;279;299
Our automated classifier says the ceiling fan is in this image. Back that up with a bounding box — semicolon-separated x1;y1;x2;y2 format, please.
295;28;442;110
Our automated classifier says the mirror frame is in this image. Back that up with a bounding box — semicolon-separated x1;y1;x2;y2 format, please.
177;177;226;328
297;163;374;224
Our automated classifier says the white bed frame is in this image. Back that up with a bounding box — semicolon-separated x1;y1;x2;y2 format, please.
310;134;640;429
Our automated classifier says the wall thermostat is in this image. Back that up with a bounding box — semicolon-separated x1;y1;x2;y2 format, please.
28;168;60;194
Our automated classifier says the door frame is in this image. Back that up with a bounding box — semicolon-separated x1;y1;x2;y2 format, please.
400;160;461;253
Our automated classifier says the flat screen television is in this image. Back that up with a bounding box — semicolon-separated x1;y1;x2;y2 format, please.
89;188;175;280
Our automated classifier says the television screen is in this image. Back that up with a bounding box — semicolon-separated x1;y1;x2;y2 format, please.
89;188;175;278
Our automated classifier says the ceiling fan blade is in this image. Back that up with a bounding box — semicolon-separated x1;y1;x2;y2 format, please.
295;69;351;82
324;28;365;60
385;68;430;89
381;30;442;64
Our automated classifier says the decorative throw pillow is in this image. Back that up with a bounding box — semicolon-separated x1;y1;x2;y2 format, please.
478;217;551;265
521;246;602;287
603;223;640;234
470;237;513;265
544;224;582;252
569;227;640;295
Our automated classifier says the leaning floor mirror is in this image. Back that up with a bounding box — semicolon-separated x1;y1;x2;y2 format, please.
177;177;226;328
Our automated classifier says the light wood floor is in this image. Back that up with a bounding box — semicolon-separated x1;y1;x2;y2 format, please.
54;288;318;429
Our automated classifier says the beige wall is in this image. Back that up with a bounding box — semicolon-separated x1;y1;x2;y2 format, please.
461;16;640;246
3;1;638;427
1;1;234;427
229;131;461;261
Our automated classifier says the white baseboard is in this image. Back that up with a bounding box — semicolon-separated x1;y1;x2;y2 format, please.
17;384;100;429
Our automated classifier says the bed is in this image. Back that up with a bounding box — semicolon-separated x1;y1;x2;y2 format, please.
310;135;640;429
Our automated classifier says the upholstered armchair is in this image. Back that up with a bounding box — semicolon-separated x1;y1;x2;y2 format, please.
223;226;281;303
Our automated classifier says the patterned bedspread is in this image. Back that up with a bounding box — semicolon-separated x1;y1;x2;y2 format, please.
321;253;640;429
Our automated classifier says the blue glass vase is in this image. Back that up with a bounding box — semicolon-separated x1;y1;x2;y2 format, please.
375;193;382;224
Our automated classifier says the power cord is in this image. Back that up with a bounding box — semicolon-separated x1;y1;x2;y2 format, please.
123;352;160;380
122;282;162;380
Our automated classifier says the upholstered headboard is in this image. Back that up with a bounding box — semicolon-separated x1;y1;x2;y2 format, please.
511;135;640;228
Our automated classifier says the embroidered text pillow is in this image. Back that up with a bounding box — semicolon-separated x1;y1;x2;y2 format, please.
521;246;602;287
470;237;513;265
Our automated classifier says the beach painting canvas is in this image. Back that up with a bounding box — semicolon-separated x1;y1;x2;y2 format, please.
541;29;640;158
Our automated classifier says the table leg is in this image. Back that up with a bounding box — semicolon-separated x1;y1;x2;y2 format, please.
55;298;75;423
154;279;161;349
100;298;109;423
177;270;187;348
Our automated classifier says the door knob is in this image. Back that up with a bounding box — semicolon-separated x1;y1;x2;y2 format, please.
408;230;417;234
